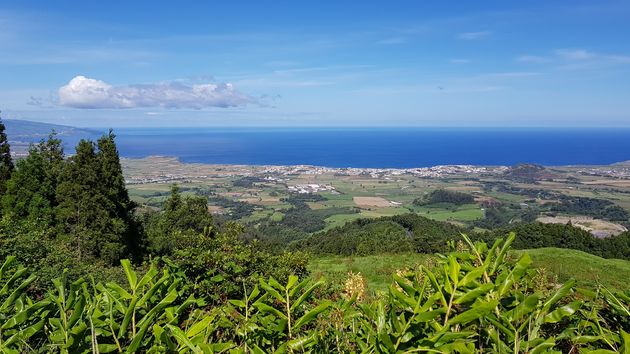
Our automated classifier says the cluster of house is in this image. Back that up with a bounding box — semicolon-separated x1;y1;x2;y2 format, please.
287;184;336;194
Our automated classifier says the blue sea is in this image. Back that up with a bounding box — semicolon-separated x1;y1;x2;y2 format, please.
104;127;630;168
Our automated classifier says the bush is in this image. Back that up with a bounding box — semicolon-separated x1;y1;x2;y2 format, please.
1;234;628;352
413;189;475;206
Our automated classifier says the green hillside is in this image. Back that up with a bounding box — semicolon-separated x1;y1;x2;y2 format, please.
310;248;630;293
519;247;630;290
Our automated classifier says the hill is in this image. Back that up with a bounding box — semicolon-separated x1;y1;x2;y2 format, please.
517;247;630;290
309;247;630;293
297;213;463;255
504;163;558;182
4;119;101;155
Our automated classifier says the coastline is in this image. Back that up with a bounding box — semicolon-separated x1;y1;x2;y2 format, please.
121;155;630;185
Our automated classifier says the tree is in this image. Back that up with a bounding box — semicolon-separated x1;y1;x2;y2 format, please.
144;184;214;255
97;130;142;257
2;132;63;225
0;114;14;196
55;140;124;263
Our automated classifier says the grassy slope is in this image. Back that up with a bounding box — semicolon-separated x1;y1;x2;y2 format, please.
309;254;430;294
309;248;630;293
516;247;630;291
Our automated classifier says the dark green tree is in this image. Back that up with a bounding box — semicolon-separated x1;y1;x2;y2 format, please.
0;114;14;196
97;130;142;257
55;139;124;263
2;132;64;225
144;184;214;255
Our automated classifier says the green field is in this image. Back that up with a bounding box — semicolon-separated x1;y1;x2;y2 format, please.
309;249;630;293
412;203;484;222
125;157;630;236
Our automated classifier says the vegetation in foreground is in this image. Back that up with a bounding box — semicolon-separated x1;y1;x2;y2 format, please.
1;234;629;353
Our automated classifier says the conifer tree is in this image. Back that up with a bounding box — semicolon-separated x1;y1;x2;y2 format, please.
145;184;214;255
2;132;63;224
0;113;14;196
96;130;141;257
56;139;120;262
97;130;134;217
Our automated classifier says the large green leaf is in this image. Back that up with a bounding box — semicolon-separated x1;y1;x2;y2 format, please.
447;300;499;325
290;280;323;311
293;301;331;330
544;301;582;323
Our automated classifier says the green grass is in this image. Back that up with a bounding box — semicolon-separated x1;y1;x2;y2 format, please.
309;254;432;293
309;248;630;294
413;206;483;222
240;209;273;223
270;211;284;222
515;248;630;290
323;213;366;231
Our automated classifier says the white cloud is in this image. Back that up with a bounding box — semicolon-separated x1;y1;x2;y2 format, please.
377;37;407;45
517;55;551;63
555;49;596;61
58;76;255;109
517;49;630;68
458;31;492;40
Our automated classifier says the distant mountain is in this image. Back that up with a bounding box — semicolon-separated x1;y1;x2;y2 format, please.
3;119;102;155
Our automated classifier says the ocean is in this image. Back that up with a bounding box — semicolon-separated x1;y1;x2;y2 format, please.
107;127;630;168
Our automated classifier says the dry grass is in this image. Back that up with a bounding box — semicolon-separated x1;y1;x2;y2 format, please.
353;196;392;208
537;215;627;238
582;180;630;187
207;205;223;213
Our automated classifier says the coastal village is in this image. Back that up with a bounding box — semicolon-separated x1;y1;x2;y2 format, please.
122;157;513;186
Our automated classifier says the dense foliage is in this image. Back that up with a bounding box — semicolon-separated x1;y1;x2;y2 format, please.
473;205;539;229
0;117;14;198
299;214;463;256
291;213;630;261
0;131;141;290
259;195;358;233
484;222;630;261
1;234;628;353
0;131;306;299
550;195;630;222
413;189;475;206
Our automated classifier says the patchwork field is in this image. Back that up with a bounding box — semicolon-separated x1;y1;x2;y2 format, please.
124;157;630;236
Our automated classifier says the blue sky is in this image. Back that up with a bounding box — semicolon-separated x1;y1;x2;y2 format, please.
1;1;630;127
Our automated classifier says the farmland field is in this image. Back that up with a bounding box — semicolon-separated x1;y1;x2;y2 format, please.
124;157;630;236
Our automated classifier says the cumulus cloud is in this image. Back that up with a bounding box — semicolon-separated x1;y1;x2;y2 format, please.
58;76;255;109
